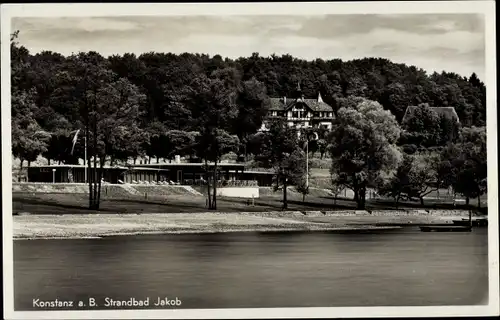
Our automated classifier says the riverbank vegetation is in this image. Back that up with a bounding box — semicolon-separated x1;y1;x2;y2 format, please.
11;31;487;211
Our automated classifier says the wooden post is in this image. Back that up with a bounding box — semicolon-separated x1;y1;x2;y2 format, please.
469;209;472;230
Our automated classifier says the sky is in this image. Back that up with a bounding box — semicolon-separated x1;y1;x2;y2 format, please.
12;14;485;80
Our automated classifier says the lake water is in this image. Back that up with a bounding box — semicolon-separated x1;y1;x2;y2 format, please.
14;227;488;310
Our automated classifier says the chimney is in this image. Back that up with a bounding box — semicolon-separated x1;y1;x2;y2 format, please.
318;92;323;103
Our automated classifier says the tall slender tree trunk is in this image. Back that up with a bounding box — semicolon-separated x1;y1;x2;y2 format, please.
156;156;159;164
96;157;104;210
359;186;366;210
419;197;424;206
282;174;288;210
212;164;217;210
87;128;93;209
148;156;151;164
205;159;212;209
48;159;51;165
27;160;31;167
477;195;481;208
354;185;366;210
466;196;470;206
92;118;98;210
353;187;359;207
133;157;137;165
19;158;24;182
206;174;212;209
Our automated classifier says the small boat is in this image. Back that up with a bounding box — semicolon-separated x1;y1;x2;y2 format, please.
452;218;488;227
420;210;480;232
420;225;472;232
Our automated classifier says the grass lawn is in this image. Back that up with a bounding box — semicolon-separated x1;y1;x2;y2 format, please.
12;189;486;216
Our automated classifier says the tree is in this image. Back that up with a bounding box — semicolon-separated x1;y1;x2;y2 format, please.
402;152;440;206
165;130;198;161
400;104;441;148
451;126;487;207
295;173;310;203
93;78;146;207
377;154;413;208
255;119;305;209
144;121;167;164
437;113;460;145
329;97;402;209
194;128;240;209
186;75;240;210
317;139;328;159
329;176;344;206
107;124;148;165
43;129;73;165
11;89;51;170
381;82;410;122
68;52;145;209
233;77;270;160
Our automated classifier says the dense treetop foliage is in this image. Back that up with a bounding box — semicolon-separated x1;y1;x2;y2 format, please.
12;43;486;158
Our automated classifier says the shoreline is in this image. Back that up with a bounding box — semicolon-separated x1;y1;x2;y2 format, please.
12;210;474;240
14;226;405;240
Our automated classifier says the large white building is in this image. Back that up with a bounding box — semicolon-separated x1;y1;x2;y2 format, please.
259;84;335;132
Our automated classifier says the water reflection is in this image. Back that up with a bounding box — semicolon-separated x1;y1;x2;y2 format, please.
14;228;488;310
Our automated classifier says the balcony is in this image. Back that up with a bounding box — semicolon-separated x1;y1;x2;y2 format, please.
266;115;284;119
311;116;334;120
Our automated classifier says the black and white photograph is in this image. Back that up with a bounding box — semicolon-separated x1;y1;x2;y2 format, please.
2;2;498;319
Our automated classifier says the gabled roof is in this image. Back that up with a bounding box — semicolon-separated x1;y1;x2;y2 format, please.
269;98;289;111
301;99;333;112
269;97;333;112
403;106;460;123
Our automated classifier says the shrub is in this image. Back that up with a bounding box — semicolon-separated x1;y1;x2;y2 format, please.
221;151;238;162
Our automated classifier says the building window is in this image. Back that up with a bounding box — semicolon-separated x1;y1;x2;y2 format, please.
292;111;298;118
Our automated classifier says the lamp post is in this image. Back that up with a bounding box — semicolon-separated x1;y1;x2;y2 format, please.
52;168;56;184
306;140;309;188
